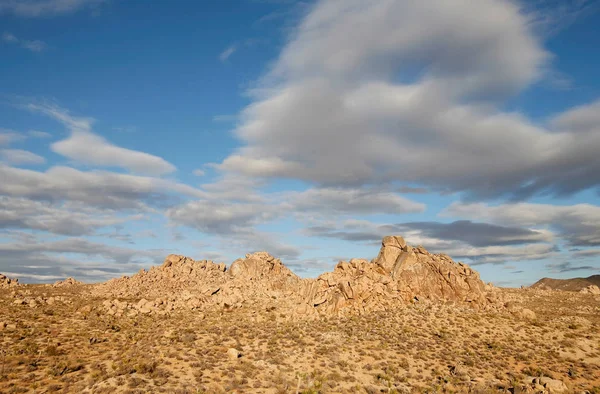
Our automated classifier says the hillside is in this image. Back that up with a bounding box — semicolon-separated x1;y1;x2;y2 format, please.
531;275;600;292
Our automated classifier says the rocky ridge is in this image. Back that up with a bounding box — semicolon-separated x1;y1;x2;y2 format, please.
90;236;496;317
531;275;600;292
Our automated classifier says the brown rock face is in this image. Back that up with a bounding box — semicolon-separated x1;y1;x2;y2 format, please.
0;273;19;289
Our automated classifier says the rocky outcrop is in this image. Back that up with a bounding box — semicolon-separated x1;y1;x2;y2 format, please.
92;255;228;299
94;251;307;315
93;236;492;317
0;273;19;289
53;277;83;287
301;236;489;314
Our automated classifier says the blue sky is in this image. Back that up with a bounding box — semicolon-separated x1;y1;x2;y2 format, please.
1;0;599;286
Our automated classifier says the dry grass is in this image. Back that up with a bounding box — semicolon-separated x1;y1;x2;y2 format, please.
0;286;599;393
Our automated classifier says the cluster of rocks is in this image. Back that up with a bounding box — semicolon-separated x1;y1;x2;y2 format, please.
302;236;491;314
0;273;19;288
91;235;495;317
95;251;309;316
12;295;69;308
53;277;83;287
102;291;210;317
521;376;568;393
92;255;228;299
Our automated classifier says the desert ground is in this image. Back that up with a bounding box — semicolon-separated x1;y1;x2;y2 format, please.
1;237;599;393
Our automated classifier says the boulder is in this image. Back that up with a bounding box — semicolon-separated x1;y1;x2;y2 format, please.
539;377;568;393
227;348;241;360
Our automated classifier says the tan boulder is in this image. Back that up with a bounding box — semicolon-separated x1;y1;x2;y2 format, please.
539;377;568;393
227;348;241;360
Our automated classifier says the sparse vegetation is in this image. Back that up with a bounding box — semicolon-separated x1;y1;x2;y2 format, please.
0;285;599;392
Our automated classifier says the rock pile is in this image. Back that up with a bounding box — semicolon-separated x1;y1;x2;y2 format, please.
92;236;492;317
94;251;307;315
301;236;489;314
53;277;83;287
92;255;228;299
0;273;19;289
12;295;70;307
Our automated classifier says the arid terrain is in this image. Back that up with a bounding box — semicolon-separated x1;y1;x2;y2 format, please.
1;237;599;393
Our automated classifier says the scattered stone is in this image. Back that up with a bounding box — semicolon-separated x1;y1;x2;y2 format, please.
227;348;241;360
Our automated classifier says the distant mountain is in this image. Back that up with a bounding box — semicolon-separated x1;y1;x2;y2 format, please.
531;275;600;292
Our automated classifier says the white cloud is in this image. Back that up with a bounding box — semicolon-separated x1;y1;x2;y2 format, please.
27;103;176;176
192;168;205;176
0;164;205;210
551;99;600;133
0;196;141;235
2;32;46;52
0;149;46;165
166;200;279;235
219;45;237;62
0;0;107;17
214;0;600;199
289;187;425;216
0;129;23;145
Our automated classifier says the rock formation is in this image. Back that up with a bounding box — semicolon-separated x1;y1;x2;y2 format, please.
302;236;489;314
53;277;83;287
92;254;228;299
92;236;491;317
0;273;19;289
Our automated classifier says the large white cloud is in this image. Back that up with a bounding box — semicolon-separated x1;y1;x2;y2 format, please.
28;103;176;176
216;0;600;199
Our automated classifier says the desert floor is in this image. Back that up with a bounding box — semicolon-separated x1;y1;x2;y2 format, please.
1;286;599;393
